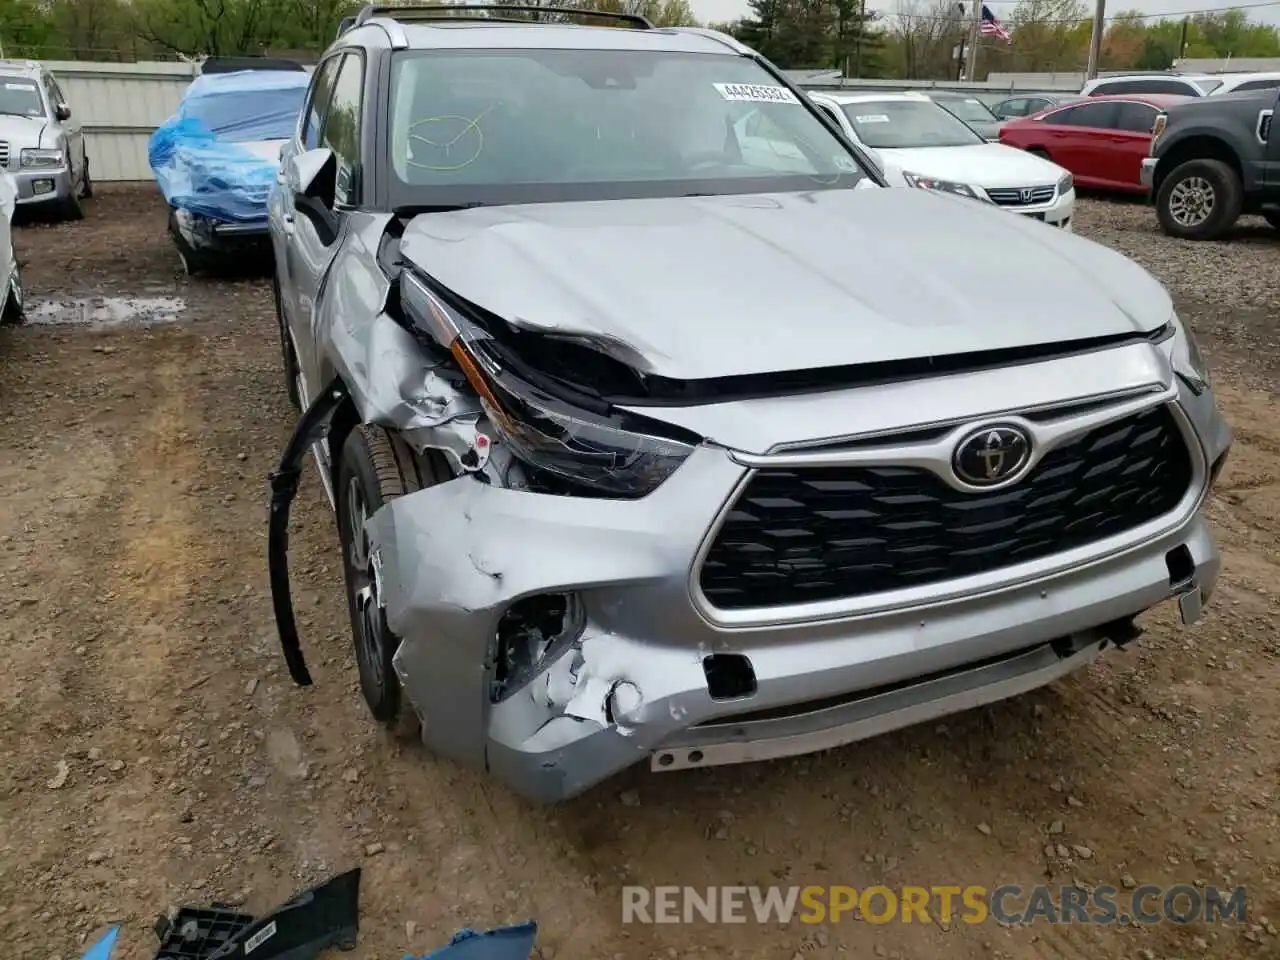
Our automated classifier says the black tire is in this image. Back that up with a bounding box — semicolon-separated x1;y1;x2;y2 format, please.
80;153;93;200
1155;159;1243;241
169;211;207;276
1264;210;1280;231
1027;147;1052;161
273;273;301;409
61;190;84;221
61;151;84;221
1;260;22;326
335;426;447;727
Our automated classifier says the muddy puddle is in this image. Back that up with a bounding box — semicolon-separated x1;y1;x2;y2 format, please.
24;296;187;329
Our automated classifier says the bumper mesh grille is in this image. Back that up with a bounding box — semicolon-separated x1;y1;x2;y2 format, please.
0;141;9;168
699;405;1194;610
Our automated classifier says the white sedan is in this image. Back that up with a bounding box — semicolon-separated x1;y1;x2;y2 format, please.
808;91;1076;230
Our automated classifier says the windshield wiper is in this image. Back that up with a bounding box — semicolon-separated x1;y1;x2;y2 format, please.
0;110;37;119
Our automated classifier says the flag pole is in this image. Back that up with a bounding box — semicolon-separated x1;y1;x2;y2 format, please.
964;2;981;80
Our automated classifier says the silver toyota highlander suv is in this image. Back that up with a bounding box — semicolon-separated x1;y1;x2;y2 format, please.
266;4;1232;804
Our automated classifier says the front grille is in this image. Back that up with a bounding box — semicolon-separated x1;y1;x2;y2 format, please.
699;405;1193;610
0;141;9;168
987;184;1055;207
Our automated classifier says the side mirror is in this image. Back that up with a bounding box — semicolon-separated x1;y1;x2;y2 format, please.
289;147;336;209
55;103;71;121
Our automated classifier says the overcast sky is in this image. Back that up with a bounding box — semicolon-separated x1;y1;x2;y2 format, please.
688;0;1280;31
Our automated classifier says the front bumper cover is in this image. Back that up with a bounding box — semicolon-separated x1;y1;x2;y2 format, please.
356;342;1229;803
1141;157;1158;191
12;166;73;205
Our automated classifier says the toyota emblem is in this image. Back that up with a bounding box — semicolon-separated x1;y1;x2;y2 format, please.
953;424;1032;487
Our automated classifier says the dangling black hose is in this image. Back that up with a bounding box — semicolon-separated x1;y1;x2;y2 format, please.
268;377;349;686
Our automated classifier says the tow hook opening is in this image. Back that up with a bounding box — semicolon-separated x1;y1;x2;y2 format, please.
491;592;585;702
703;653;757;701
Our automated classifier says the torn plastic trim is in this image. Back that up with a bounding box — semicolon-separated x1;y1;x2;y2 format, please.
269;376;350;687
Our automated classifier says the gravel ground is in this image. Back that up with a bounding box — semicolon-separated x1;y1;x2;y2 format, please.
0;185;1278;960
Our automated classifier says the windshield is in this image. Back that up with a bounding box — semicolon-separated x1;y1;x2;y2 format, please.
938;96;997;123
181;77;307;142
386;49;869;206
840;99;984;148
0;77;45;118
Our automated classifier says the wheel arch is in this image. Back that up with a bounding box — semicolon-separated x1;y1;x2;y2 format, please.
1153;135;1242;195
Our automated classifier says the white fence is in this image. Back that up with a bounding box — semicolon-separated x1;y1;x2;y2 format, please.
43;60;201;182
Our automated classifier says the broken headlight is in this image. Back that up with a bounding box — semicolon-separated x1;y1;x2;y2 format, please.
470;354;695;497
401;271;697;498
1169;313;1209;395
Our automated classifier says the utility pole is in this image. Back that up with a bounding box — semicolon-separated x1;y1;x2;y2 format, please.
1178;17;1189;60
964;0;981;81
1085;0;1106;80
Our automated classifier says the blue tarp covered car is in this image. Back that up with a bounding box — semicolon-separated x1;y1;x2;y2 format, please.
149;68;309;274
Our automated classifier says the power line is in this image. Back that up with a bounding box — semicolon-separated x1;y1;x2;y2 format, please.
879;0;1280;22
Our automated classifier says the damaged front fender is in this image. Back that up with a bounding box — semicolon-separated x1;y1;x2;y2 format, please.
359;445;744;799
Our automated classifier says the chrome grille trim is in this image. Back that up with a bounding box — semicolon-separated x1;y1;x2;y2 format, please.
986;184;1056;207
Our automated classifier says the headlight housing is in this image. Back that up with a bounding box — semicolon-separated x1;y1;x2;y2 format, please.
21;148;62;169
1150;113;1167;155
1056;172;1073;195
401;271;696;498
900;171;989;201
1170;313;1210;394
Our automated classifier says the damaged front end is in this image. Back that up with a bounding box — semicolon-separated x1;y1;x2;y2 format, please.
269;231;727;802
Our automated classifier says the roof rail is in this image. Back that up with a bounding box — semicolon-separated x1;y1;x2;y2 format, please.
351;3;654;30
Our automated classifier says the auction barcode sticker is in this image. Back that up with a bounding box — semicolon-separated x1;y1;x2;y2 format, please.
713;83;801;105
243;920;277;955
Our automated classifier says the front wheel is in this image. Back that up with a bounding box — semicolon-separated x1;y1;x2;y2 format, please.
1027;147;1052;161
335;426;448;727
1155;159;1243;241
80;153;93;200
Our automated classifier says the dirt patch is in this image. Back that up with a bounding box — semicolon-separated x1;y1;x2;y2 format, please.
0;188;1278;960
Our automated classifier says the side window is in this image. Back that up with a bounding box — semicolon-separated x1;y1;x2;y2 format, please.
1148;80;1198;95
1027;98;1051;114
1055;101;1120;128
1114;102;1158;133
301;56;341;150
1089;81;1125;96
996;98;1025;117
41;75;59;114
1235;79;1280;93
319;52;365;205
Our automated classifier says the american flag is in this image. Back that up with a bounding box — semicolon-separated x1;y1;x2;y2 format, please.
980;4;1012;43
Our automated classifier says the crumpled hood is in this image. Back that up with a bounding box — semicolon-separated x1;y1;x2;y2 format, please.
399;187;1171;381
0;114;49;149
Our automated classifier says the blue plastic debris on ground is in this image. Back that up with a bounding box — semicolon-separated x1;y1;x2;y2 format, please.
148;70;309;225
80;926;118;960
409;921;538;960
